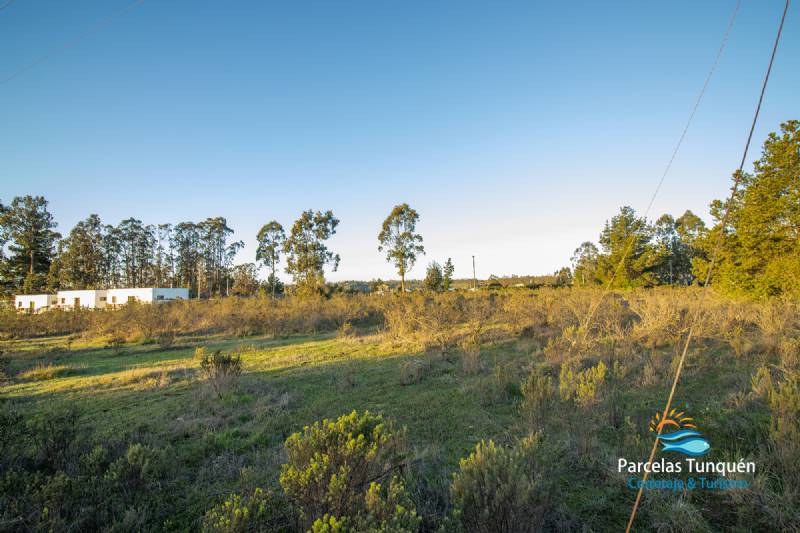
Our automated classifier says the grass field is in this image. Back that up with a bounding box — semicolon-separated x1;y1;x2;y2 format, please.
1;290;798;531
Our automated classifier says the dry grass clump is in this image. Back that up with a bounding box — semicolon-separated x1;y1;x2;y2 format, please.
95;365;194;390
18;362;73;381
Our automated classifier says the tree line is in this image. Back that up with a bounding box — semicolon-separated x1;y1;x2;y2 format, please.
571;120;799;298
1;120;797;299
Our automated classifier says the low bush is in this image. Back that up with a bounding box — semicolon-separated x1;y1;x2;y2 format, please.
558;359;607;407
202;487;295;533
519;369;556;431
200;350;242;397
450;435;556;533
279;410;414;530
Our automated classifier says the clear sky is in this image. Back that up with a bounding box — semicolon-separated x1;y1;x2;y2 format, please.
2;1;798;282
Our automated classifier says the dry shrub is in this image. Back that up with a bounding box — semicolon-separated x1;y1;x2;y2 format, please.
627;290;685;349
399;359;429;385
767;372;800;482
750;366;773;399
519;369;556;431
461;347;482;375
200;350;242;397
777;337;799;370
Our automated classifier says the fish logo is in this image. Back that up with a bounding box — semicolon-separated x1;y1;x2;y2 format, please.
649;409;710;457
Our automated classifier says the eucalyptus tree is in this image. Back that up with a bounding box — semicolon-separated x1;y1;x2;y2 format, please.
571;242;600;286
154;223;175;288
378;203;424;292
256;220;285;297
173;222;201;295
284;210;340;295
197;217;238;296
117;218;156;287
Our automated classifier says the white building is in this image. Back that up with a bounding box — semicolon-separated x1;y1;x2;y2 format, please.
14;294;57;313
14;287;189;312
106;287;189;307
55;289;108;310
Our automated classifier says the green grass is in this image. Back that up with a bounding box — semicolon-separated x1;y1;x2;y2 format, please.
0;329;775;530
1;332;528;466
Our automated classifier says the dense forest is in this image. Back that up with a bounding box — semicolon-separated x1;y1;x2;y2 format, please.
1;120;798;300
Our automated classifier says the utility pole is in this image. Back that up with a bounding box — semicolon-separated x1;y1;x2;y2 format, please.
472;255;477;290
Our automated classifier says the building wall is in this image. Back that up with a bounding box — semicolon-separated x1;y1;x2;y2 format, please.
14;294;57;313
55;290;108;309
152;288;190;302
15;288;192;312
106;288;155;306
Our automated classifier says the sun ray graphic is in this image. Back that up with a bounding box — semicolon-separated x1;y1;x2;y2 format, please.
649;410;697;433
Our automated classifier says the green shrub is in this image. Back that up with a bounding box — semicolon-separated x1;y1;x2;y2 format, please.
309;478;420;533
279;410;415;530
519;369;555;430
104;443;168;494
450;436;554;533
202;487;295;533
559;360;607;407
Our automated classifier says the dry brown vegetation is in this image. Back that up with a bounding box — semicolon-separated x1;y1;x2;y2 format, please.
2;287;800;530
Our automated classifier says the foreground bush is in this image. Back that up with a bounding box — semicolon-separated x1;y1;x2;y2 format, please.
450;436;556;533
200;350;242;397
0;404;180;531
279;410;418;531
202;487;295;533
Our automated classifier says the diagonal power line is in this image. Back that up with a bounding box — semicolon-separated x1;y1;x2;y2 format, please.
0;0;145;87
575;0;741;345
625;1;790;531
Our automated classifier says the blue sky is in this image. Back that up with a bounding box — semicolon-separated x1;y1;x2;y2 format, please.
1;1;798;282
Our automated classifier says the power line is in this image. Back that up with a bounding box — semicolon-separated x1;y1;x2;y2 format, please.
625;1;790;531
0;0;145;87
575;0;741;345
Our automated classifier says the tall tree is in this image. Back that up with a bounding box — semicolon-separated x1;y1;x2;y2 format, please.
117;218;156;288
652;211;705;285
695;120;800;297
173;222;201;296
230;263;260;297
101;224;123;288
58;214;105;289
571;241;600;286
154;224;175;288
256;221;285;297
443;258;455;291
0;196;60;294
596;206;657;288
553;267;573;288
424;261;444;292
197;217;236;296
378;203;424;292
284;210;340;295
